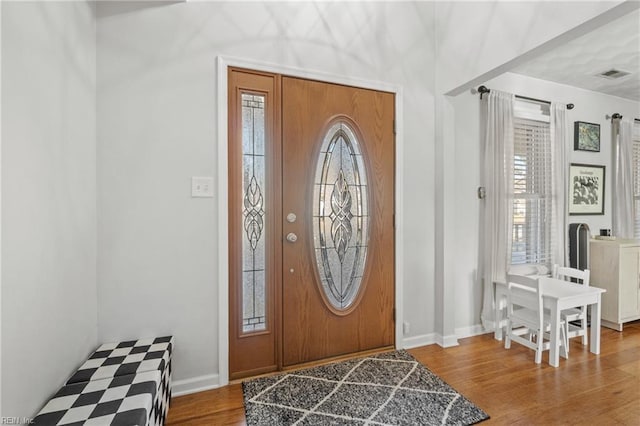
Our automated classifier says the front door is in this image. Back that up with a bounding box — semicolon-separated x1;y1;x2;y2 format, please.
281;77;395;366
229;70;395;378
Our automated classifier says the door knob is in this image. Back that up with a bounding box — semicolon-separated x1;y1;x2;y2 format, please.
286;232;298;243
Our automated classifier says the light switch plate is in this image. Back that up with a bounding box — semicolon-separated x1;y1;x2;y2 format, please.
191;176;214;198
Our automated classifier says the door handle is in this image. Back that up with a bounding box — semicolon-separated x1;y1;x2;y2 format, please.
286;233;298;243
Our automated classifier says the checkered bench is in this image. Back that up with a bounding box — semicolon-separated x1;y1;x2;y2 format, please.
33;370;160;426
34;336;173;426
67;336;173;386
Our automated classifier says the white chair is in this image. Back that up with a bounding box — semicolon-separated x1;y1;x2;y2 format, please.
552;265;591;352
504;274;568;364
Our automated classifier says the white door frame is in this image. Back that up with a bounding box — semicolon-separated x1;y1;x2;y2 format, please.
217;55;404;386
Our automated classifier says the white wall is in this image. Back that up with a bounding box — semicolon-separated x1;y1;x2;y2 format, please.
96;1;436;388
452;72;640;330
1;1;97;418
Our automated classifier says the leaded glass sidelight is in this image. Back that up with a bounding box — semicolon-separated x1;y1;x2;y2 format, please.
313;121;369;311
241;93;266;332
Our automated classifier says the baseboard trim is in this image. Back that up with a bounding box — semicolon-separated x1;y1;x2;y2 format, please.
172;374;220;397
402;325;492;350
439;334;459;348
402;333;438;349
402;333;460;349
455;324;491;339
601;319;623;331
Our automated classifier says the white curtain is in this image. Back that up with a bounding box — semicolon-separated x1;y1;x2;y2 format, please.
480;90;514;329
550;103;568;266
612;118;634;239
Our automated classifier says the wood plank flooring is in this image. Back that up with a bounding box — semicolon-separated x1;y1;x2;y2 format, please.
166;321;640;425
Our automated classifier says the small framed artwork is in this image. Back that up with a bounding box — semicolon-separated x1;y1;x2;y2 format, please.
569;163;605;215
574;121;600;152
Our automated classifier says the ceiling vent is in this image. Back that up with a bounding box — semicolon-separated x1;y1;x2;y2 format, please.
596;69;631;79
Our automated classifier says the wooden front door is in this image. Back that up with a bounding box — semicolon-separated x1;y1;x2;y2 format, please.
281;77;395;366
229;69;395;378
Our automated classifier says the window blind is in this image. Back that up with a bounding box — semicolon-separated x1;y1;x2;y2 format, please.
633;123;640;238
511;116;553;266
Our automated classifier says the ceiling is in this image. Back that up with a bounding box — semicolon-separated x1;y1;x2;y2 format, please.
512;9;640;102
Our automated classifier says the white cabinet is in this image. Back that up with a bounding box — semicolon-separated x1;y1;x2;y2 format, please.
589;239;640;331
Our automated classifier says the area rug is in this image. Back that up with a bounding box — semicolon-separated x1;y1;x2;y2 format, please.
242;350;489;425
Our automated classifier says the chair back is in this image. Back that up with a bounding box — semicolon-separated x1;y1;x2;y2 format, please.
552;265;590;287
506;274;543;324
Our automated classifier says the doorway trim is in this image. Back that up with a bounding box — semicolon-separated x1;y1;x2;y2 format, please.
217;55;404;387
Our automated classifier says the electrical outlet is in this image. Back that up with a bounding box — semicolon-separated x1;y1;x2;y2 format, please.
191;176;214;198
403;321;410;335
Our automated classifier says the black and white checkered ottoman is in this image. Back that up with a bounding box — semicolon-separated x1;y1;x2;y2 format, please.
33;370;160;425
67;336;173;386
66;336;173;426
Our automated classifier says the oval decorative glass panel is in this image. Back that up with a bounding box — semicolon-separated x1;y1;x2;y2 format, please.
313;120;369;311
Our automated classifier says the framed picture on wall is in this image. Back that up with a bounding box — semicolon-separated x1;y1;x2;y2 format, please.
574;121;600;152
569;163;605;215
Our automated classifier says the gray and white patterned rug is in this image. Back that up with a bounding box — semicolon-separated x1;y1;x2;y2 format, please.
242;350;489;425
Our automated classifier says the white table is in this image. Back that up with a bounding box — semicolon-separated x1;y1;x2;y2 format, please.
494;279;606;367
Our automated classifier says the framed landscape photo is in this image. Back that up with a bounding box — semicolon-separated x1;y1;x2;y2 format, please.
574;121;600;152
569;163;605;215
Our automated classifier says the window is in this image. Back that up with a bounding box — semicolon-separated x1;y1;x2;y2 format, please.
633;122;640;238
511;102;553;266
313;120;369;311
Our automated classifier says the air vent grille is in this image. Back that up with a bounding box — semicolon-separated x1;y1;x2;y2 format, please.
597;69;631;79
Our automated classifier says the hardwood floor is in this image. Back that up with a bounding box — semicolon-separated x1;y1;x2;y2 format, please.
166;321;640;425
